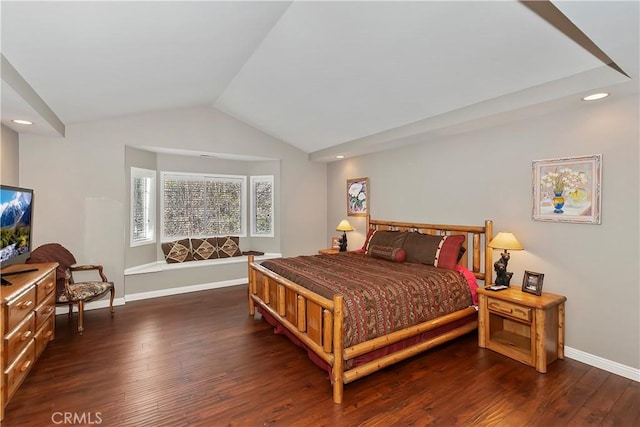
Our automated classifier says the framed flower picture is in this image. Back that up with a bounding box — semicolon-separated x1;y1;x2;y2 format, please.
347;177;368;217
532;154;602;224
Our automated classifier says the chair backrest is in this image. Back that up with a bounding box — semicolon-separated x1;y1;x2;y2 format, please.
27;243;77;296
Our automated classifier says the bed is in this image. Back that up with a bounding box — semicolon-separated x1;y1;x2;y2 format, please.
247;216;493;403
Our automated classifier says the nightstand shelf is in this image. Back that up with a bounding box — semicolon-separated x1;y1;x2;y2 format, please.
477;286;566;373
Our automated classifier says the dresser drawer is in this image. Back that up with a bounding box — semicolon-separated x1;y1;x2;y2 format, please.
4;312;35;364
35;316;55;359
35;293;56;330
4;339;35;402
6;287;37;332
487;298;532;323
36;271;56;305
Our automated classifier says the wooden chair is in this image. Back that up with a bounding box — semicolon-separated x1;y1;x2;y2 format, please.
27;243;115;334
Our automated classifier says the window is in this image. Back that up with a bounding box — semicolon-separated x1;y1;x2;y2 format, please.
161;172;246;241
250;175;274;237
130;167;156;247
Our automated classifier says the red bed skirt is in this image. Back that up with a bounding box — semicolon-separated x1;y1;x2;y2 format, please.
256;305;477;381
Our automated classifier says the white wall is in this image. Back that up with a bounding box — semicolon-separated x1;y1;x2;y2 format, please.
1;124;19;186
19;107;327;298
327;94;639;371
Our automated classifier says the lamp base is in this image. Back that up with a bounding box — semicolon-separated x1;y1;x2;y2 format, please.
339;232;348;252
493;251;512;286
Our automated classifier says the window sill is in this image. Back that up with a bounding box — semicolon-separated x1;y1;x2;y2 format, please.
124;253;282;276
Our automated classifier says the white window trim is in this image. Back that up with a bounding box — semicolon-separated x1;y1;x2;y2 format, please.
250;175;275;237
130;167;156;247
160;171;247;242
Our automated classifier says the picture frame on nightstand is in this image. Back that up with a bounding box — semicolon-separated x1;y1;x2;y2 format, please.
331;236;341;249
522;270;544;295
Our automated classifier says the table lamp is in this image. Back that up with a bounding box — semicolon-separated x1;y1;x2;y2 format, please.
335;220;354;252
488;232;523;286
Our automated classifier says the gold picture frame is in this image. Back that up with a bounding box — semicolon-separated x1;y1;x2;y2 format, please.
331;236;341;249
347;177;368;217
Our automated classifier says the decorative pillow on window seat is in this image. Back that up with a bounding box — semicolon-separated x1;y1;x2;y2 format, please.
161;239;193;263
192;238;219;260
217;236;242;258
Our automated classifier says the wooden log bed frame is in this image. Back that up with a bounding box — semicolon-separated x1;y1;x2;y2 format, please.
247;216;493;403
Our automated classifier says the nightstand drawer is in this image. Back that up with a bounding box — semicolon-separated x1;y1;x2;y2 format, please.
487;298;532;322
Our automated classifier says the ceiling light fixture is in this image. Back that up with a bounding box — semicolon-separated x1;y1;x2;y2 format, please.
336;155;345;159
582;93;609;101
11;119;33;125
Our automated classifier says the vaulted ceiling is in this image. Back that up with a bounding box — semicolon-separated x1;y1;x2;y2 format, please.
2;1;638;161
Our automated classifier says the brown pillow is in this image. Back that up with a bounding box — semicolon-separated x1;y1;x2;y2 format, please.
402;232;443;265
191;238;219;260
369;245;406;263
368;230;408;250
217;236;242;258
161;239;193;263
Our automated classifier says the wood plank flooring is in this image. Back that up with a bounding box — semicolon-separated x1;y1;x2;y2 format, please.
3;285;638;426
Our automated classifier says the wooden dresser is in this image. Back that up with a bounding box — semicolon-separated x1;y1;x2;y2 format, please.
0;262;57;421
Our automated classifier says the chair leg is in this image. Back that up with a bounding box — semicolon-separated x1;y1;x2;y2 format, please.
109;287;115;316
68;303;73;319
77;300;84;334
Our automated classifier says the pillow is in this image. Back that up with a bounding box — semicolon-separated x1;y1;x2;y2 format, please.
368;230;408;251
369;245;406;263
161;239;193;263
217;236;242;258
434;235;466;270
191;238;219;260
402;232;443;265
361;228;377;253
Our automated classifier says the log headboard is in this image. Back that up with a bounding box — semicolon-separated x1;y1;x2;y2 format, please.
366;216;493;284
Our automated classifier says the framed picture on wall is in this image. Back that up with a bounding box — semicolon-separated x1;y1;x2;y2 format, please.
347;177;368;217
532;154;602;224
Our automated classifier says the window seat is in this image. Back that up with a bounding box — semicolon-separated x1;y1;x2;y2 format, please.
124;253;282;276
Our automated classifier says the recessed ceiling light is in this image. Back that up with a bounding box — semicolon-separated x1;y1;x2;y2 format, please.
336;155;345;159
582;93;609;101
11;119;33;125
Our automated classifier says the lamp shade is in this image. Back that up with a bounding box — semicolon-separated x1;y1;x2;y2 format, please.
336;219;354;232
488;232;523;251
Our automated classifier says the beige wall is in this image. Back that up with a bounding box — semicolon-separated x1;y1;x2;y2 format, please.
1;124;19;186
18;107;327;298
327;94;639;370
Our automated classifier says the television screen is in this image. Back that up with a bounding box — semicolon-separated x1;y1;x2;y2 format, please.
0;185;34;268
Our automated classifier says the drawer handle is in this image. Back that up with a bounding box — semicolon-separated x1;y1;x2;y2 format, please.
20;359;32;372
46;282;55;290
489;302;513;314
20;300;33;310
44;330;54;339
20;330;33;341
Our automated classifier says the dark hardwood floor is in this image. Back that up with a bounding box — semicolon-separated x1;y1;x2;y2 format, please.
3;285;638;426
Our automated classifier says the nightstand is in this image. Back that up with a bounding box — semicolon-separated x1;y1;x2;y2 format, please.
318;248;340;255
477;286;566;373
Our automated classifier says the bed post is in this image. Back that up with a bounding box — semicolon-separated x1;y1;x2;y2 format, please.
248;255;255;316
332;295;344;404
484;220;493;285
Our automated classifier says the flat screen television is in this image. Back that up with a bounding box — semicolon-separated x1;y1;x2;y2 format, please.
0;185;34;269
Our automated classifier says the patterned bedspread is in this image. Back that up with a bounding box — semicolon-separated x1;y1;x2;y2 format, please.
260;252;473;348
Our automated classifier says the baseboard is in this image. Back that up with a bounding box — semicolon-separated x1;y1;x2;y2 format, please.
565;346;640;382
55;297;126;315
124;278;246;302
